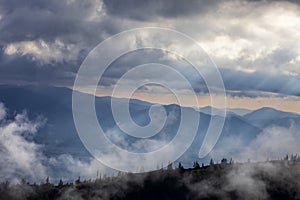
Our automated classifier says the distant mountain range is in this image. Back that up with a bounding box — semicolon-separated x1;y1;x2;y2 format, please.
0;85;299;169
198;106;252;116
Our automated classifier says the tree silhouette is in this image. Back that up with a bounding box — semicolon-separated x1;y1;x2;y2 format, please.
193;161;200;169
75;176;81;185
178;162;184;170
221;158;227;164
58;179;63;187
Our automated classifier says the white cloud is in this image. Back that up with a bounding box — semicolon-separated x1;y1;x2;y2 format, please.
174;1;300;76
0;102;111;183
0;105;46;182
237;125;300;162
226;166;268;199
48;154;112;181
0;102;6;121
4;39;80;64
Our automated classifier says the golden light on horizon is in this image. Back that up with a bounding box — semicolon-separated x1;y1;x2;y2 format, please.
73;86;300;114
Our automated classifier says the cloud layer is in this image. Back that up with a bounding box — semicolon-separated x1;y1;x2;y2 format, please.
0;102;110;183
0;103;46;182
0;0;300;99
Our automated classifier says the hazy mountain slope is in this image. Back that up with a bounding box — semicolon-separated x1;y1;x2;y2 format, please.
199;106;252;116
0;85;299;169
244;107;300;129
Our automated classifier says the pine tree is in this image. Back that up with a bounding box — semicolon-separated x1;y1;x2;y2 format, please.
46;176;49;185
193;161;200;169
58;179;63;187
178;162;184;170
75;176;81;185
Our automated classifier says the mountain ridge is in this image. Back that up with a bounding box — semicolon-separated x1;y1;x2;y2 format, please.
0;84;299;175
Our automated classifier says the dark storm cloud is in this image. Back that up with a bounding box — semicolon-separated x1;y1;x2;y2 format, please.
0;51;76;86
0;0;124;85
103;0;221;20
97;49;212;94
0;0;299;99
98;49;190;86
0;0;108;43
99;49;300;98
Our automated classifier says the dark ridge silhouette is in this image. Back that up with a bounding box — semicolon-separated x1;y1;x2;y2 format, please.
1;155;300;200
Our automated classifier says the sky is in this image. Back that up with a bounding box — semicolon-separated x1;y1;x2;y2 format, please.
1;0;300;113
1;0;300;182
